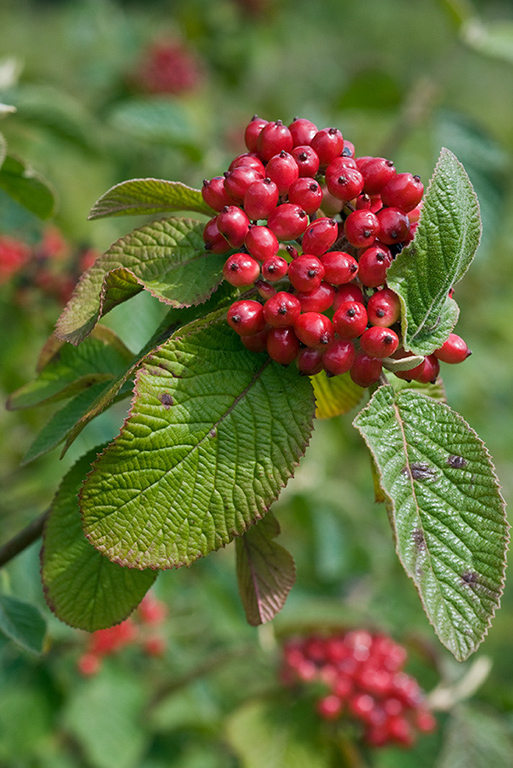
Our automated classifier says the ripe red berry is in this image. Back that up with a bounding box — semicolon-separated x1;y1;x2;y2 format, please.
243;177;279;220
241;326;270;352
316;694;343;720
288;117;318;146
287;177;323;214
202;176;233;211
261;254;288;282
227;299;266;335
297;346;324;376
367;288;401;327
78;653;101;676
310;127;344;166
381;172;424;213
301;217;338;255
217;205;250;247
359;156;396;195
265;151;299;195
319;250;358;285
229;152;266;175
255;279;277;301
267;203;309;241
350;351;383;388
288;254;325;292
360;326;399;358
245;224;279;261
416;354;440;383
323;338;356;376
376;207;410;245
333;301;368;338
257;120;293;161
332;283;365;312
433;333;471;363
244;115;268;152
266;326;300;365
223;253;260;287
203;216;230;253
358;244;393;288
325;165;364;202
291;145;320;177
294;312;334;348
294;281;335;313
344;209;380;248
224;166;264;204
263;291;301;327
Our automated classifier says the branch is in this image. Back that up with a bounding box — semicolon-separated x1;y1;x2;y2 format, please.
0;510;49;569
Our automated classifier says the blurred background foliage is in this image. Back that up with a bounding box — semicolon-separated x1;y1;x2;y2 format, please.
1;0;513;765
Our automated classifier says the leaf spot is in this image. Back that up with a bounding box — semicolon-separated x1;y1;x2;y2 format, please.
461;570;478;586
209;427;217;438
448;454;467;469
159;393;174;408
410;462;437;481
412;528;426;550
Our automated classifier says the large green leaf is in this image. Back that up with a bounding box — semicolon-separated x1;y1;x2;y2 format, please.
88;179;212;219
0;154;55;219
0;595;46;654
438;704;513;768
81;312;315;569
236;512;296;626
55;218;226;345
41;448;156;630
353;386;507;661
387;148;481;355
311;370;364;419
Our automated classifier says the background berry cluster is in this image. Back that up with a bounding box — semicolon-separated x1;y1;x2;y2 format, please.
281;630;437;749
202;116;471;387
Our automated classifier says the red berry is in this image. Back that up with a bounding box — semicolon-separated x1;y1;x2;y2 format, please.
376;207;410;245
343;140;355;157
288;254;325;292
433;333;471;363
287;177;323;214
387;715;415;747
241;326;270;352
224;166;264;204
202;177;233;211
291;145;320;177
333;301;368;339
223;253;261;287
415;709;437;733
203;216;230;253
244;177;279;220
139;593;167;624
255;279;277;301
349;692;376;723
257;120;293;161
294;281;335;313
288;117;318;146
344;209;380;248
323;338;356;376
416;354;440;383
266;326;300;365
229;152;266;175
227;299;266;335
265;151;299;195
360;326;399;358
325;165;364;202
263;291;301;327
359;156;396;195
316;694;343;720
267;203;309;241
381;172;424;213
144;635;167;657
367;288;401;327
332;283;365;312
217;205;250;248
301;217;338;256
261;254;288;282
294;312;334;348
310;127;344;166
297;346;324;376
358;244;393;288
319;250;358;285
78;653;101;676
350;352;383;388
244;115;268;152
245;224;279;261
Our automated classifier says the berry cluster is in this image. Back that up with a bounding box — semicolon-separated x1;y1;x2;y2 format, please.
77;592;168;676
280;630;436;748
202;116;471;386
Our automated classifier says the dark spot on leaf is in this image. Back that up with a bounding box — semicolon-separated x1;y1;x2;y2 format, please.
160;393;173;409
412;528;425;549
410;462;437;481
448;454;467;469
209;428;217;438
461;571;478;586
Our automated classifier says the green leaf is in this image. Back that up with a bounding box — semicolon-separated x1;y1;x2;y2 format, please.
81;312;315;569
353;386;508;661
438;704;513;768
0;132;5;169
7;327;133;410
55;218;226;345
88;179;213;219
387;148;481;355
226;696;331;768
236;512;296;626
107;97;195;147
41;447;156;630
0;594;46;654
311;370;364;419
462;19;513;65
0;154;56;219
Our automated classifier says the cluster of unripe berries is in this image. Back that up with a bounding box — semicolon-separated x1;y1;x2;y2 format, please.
77;593;168;676
280;630;437;748
202;116;471;386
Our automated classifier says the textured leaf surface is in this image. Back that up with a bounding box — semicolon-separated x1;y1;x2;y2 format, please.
0;595;46;654
438;704;513;768
55;218;226;345
311;370;364;419
81;313;315;569
42;448;156;630
0;154;55;218
236;512;295;626
353;386;507;660
387;148;481;355
88;178;212;219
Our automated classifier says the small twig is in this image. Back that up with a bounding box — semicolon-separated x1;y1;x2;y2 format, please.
0;510;50;569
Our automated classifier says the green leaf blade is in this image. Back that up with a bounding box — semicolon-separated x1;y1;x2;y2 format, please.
0;595;46;654
0;154;56;219
353;386;508;661
88;179;213;219
387;148;481;355
81;314;315;569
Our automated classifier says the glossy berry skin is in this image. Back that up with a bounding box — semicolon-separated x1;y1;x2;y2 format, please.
267;204;309;241
241;326;270;353
376;207;410;245
297;346;324;375
217;205;250;248
229;152;266;174
294;312;334;348
291;146;320;177
360;326;399;358
288;254;325;292
325;165;364;203
359;156;396;195
261;254;289;282
223;166;263;204
288;117;318;146
301;217;338;256
381;172;424;213
358;244;393;288
333;301;368;338
265;151;299;195
288;178;323;214
367;288;401;327
244;115;268;152
243;178;279;220
319;251;358;285
295;281;335;313
433;333;471;363
255;279;277;301
323;338;356;376
203;216;230;253
202;176;233;211
310;127;344;166
263;291;301;327
416;354;440;383
222;253;260;287
266;327;300;365
227;300;266;335
245;225;279;261
332;283;365;312
350;351;383;387
257;120;293;161
344;209;380;248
